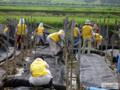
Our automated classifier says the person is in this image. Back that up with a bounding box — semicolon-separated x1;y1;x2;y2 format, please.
73;24;81;47
93;23;100;33
81;19;93;54
117;53;120;73
29;57;52;86
47;29;65;56
3;24;9;34
93;33;103;49
16;18;28;49
35;22;45;45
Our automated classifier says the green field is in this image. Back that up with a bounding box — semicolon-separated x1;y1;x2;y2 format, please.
0;15;119;28
0;3;119;29
0;5;120;14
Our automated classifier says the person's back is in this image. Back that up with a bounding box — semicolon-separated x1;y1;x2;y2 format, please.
30;58;49;77
95;33;103;42
94;33;103;49
81;20;93;54
3;25;9;34
36;26;44;36
47;29;65;56
16;23;27;35
82;24;93;39
16;18;27;49
73;26;79;38
73;25;81;47
29;58;52;86
35;22;46;45
48;32;61;42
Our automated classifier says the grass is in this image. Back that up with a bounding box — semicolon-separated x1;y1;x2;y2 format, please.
0;5;119;29
0;15;119;28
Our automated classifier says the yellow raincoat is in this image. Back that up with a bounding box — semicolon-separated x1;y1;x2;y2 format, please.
3;25;9;33
30;58;48;77
48;32;61;42
16;24;27;35
82;25;93;39
95;33;103;42
36;27;45;36
73;27;79;38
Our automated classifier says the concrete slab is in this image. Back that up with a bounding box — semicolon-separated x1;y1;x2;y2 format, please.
79;54;118;89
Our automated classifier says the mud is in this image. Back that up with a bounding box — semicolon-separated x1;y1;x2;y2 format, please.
9;46;65;90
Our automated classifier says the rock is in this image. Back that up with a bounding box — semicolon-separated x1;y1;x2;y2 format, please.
0;68;6;87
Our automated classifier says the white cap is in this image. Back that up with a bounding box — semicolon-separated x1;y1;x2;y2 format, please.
35;58;44;61
19;18;25;24
85;19;91;25
58;29;65;40
58;29;64;35
39;22;43;27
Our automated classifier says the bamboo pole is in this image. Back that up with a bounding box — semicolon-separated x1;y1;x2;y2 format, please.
5;21;9;75
63;17;69;90
69;19;74;90
119;22;120;53
12;18;17;74
104;17;109;63
77;23;81;90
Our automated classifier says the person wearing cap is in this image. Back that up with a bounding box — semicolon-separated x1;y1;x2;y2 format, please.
29;57;52;86
35;23;45;45
47;29;65;56
16;18;28;49
81;20;93;54
93;33;103;49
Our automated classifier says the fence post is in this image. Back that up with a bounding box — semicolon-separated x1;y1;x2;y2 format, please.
63;17;69;90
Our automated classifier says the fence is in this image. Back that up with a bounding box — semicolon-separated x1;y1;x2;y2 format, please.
0;16;119;90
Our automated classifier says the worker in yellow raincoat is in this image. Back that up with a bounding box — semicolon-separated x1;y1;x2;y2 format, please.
94;33;103;49
29;57;52;86
73;24;81;47
47;29;65;56
35;23;45;45
82;20;93;54
3;25;9;34
16;18;27;49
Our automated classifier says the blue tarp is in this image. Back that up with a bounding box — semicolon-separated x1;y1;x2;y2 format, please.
86;87;108;90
